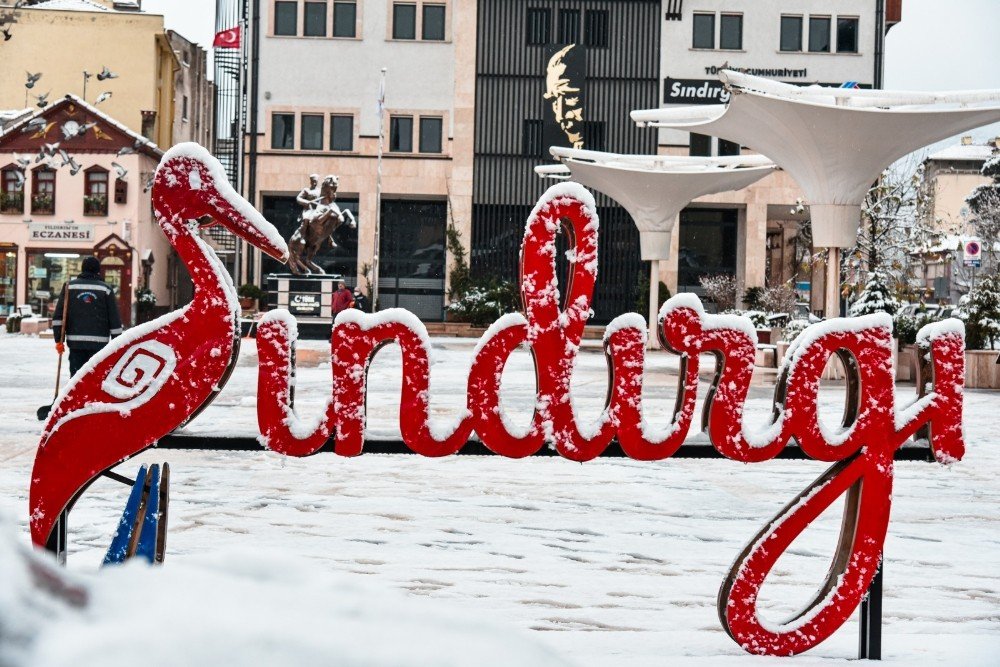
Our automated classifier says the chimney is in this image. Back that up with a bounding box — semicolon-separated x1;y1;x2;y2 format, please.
960;136;973;146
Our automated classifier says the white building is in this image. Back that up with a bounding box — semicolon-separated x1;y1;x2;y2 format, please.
654;0;900;308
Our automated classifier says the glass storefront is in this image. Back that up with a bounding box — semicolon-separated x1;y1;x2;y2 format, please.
678;208;738;297
25;251;85;317
0;245;16;316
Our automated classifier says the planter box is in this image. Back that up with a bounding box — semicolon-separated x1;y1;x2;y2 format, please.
964;349;1000;389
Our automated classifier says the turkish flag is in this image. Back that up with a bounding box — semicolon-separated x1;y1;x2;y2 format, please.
213;26;241;49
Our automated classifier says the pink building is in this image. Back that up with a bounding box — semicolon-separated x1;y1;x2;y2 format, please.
0;95;170;325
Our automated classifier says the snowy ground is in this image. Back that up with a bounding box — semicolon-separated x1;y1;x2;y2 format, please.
0;331;998;665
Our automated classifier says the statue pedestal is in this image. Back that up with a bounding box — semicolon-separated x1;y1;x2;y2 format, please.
266;273;346;322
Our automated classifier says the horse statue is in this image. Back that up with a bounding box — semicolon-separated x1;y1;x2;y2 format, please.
287;175;357;275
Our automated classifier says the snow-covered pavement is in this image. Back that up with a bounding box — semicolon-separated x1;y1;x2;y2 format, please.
0;332;998;665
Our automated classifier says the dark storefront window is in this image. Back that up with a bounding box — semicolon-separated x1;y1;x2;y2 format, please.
720;13;742;50
31;168;55;215
392;3;417;39
526;7;551;45
333;1;356;37
780;15;802;51
678;208;738;298
303;1;327;36
692;13;714;49
300;114;324;150
390;115;413;152
379;199;446;321
422;4;446;40
809;16;831;52
522;119;544;157
271;113;295;149
274;1;297;36
261;195;359;279
27;251;85;316
837;17;859;53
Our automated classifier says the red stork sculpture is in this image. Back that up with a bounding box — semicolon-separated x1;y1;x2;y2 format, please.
30;143;288;550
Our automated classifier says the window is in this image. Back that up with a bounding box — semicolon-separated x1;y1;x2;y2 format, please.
31;168;55;215
84;167;109;216
809;16;831;52
692;13;714;49
393;3;416;39
558;8;579;43
271;113;295;149
583;9;608;47
718;139;741;156
301;114;323;150
522;119;543;157
331;114;353;151
182;95;189;121
720;13;742;50
780;15;802;51
689;133;711;157
274;1;297;36
304;1;327;36
390;115;413;152
1;167;23;214
419;116;442;153
582;121;606;152
837;17;859;53
422;4;446;40
526;7;550;45
333;1;356;37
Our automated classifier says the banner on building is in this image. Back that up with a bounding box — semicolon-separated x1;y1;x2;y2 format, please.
543;43;587;151
664;77;731;105
28;223;94;243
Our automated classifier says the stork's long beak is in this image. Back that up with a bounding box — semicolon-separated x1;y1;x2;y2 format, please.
155;143;290;263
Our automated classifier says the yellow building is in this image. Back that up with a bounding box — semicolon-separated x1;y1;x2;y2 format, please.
0;0;176;149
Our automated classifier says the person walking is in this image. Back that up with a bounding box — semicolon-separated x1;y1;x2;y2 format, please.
352;287;369;313
53;256;123;376
332;280;354;316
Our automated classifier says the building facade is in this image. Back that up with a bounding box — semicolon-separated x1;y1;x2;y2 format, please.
0;96;166;323
244;0;475;321
168;30;215;148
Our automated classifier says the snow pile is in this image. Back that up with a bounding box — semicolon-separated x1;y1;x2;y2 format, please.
0;514;571;667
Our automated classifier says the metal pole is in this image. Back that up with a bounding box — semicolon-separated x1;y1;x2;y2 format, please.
372;67;387;311
859;563;883;659
825;247;841;318
648;260;660;349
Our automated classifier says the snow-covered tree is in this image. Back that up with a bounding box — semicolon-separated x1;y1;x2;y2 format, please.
849;271;900;317
958;273;1000;350
966;153;1000;275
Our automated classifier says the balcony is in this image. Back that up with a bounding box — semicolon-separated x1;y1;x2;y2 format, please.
84;194;108;216
30;193;54;215
0;192;23;214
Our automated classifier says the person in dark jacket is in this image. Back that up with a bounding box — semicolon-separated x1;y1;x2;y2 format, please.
352;288;369;313
53;256;123;376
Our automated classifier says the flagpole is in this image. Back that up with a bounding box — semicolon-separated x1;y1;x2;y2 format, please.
373;67;387;311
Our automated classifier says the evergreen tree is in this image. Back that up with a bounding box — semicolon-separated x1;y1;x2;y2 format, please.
966;154;1000;275
849;271;900;317
959;273;1000;350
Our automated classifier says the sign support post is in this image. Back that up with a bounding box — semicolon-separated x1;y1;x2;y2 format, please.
859;565;884;660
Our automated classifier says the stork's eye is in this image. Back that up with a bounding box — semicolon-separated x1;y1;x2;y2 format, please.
196;215;219;228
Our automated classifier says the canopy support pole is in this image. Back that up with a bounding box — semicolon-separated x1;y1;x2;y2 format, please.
648;260;661;349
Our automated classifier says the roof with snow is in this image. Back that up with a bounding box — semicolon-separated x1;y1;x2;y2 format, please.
26;0;116;12
0;94;161;159
927;143;998;163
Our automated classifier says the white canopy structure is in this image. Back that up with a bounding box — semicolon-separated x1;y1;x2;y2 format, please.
631;70;1000;316
536;147;776;344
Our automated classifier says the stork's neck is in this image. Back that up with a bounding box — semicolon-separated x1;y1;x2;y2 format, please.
157;211;237;316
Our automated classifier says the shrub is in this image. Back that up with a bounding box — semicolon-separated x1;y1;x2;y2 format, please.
699;274;738;311
447;278;520;327
743;286;765;310
761;284;798;316
237;283;266;300
780;318;810;343
958;273;1000;350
